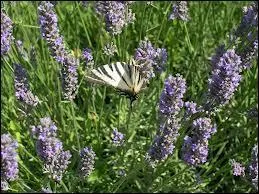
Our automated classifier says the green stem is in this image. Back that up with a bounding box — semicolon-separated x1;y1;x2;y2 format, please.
3;57;14;72
156;2;172;44
19;161;40;183
126;102;132;132
60;180;69;192
97;87;107;148
71;102;81;150
182;22;194;53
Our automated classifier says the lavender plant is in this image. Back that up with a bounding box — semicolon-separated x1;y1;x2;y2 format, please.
38;1;78;100
169;1;189;21
31;117;72;182
203;2;257;111
1;10;14;56
1;134;19;191
181;117;217;166
206;49;242;109
95;1;135;35
14;63;39;107
111;128;124;146
183;101;204;120
79;147;96;178
235;1;258;69
134;38;167;83
82;48;94;65
147;74;186;167
231;159;245;177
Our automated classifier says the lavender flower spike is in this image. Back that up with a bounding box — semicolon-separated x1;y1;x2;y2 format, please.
231;159;245;177
248;144;258;190
236;2;258;38
147;119;180;167
236;2;258;69
82;48;93;65
31;117;71;182
147;74;186;167
79;147;96;178
1;11;14;56
181;117;216;166
38;1;78;100
95;1;135;35
111;128;124;146
134;38;167;83
169;1;189;21
14;64;39;107
1;134;19;191
207;49;242;108
159;74;186;117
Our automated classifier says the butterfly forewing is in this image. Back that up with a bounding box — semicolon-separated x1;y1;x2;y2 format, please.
91;64;127;89
115;62;133;87
86;62;146;99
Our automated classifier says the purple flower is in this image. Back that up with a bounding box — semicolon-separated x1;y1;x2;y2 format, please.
1;134;19;191
169;1;189;21
45;150;72;182
184;101;198;117
210;44;226;69
134;38;167;83
235;2;258;69
38;1;79;100
238;37;258;69
61;55;79;100
111;129;124;146
192;117;217;139
182;136;209;166
236;2;258;38
207;49;242;107
231;159;245;177
147;120;180;167
82;48;93;64
31;117;71;182
79;147;96;178
1;11;14;56
248;144;258;190
95;1;135;35
181;117;216;166
14;64;39;107
159;74;186;117
147;74;186;167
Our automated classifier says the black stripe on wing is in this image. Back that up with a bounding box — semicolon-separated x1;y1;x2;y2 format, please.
114;63;130;88
100;64;115;81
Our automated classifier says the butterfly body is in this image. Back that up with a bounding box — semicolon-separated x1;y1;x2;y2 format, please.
86;61;146;103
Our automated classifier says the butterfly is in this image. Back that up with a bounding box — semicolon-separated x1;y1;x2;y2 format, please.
86;60;147;105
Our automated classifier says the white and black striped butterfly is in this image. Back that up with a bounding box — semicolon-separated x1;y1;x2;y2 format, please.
86;60;146;104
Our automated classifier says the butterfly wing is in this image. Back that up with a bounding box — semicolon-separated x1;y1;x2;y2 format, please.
86;62;131;91
86;62;146;97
